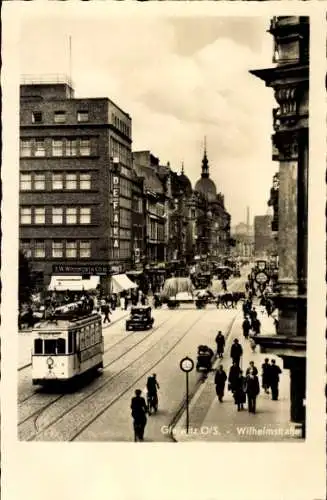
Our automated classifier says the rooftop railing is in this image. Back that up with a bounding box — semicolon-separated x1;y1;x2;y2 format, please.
21;74;74;88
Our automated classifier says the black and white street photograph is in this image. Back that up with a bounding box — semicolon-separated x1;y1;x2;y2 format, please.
17;14;309;443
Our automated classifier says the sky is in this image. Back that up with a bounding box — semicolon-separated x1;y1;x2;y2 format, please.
19;14;277;226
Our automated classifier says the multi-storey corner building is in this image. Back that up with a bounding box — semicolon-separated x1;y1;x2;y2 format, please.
254;215;277;258
20;75;133;291
250;16;309;428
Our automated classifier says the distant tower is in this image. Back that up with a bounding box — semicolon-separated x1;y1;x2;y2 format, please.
246;206;250;234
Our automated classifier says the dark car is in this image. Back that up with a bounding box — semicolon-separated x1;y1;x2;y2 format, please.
126;306;154;331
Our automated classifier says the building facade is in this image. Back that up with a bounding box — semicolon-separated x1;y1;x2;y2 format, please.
20;76;132;290
254;215;276;258
250;16;309;428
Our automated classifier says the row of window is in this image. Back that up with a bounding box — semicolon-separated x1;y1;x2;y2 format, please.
32;110;89;125
21;240;92;259
20;172;92;191
20;138;92;157
111;114;131;138
20;206;92;225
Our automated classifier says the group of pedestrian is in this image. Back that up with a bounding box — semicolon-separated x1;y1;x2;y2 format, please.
213;332;282;414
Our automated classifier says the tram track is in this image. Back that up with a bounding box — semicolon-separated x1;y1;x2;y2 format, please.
23;311;204;441
19;311;190;440
18;310;165;405
18;310;171;424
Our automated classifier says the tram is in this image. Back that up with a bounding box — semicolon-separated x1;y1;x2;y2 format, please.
31;302;104;386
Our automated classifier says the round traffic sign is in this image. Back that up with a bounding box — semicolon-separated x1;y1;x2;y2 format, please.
180;356;194;373
255;271;268;284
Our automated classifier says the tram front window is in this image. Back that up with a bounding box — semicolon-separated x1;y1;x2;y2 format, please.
44;339;56;355
56;338;66;354
34;338;43;354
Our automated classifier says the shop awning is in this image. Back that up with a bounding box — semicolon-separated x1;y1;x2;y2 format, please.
48;275;100;292
111;274;138;293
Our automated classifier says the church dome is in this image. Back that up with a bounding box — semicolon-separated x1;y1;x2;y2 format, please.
178;164;192;196
194;146;217;202
194;177;217;201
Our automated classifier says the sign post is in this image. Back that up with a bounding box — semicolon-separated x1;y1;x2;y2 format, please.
180;356;194;434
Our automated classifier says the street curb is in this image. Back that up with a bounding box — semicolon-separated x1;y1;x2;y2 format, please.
170;308;242;442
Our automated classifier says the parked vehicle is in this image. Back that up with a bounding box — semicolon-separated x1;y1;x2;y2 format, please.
196;345;214;372
126;306;154;331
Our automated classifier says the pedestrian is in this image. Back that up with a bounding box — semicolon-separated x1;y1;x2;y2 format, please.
214;365;227;402
130;389;148;442
269;359;282;400
221;278;227;292
233;370;246;411
228;361;241;393
120;294;125;310
230;338;243;366
246;361;258;376
242;317;251;339
102;301;111;324
215;331;225;358
250;307;257;323
252;318;261;335
245;373;260;413
261;358;271;394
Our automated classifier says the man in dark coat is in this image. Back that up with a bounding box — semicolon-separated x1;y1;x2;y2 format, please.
215;331;225;358
251;318;261;335
228;362;241;393
101;301;111;324
245;373;260;413
131;389;148;441
261;358;271;393
233;370;246;411
250;308;258;323
242;318;251;339
269;359;282;400
214;365;227;402
230;339;243;365
246;361;258;377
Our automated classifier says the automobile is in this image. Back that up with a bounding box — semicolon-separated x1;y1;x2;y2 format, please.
126;306;154;331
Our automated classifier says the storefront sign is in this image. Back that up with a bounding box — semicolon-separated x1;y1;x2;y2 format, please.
112;174;120;250
52;264;110;275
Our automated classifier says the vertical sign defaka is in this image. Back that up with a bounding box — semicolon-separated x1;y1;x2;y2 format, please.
112;168;120;257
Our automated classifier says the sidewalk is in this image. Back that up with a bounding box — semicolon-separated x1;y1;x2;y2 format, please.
18;307;130;369
172;305;302;442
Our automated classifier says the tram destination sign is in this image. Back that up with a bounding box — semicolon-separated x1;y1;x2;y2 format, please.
52;264;111;275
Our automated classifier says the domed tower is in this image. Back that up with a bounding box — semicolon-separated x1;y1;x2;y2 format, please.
178;162;193;197
194;139;217;202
